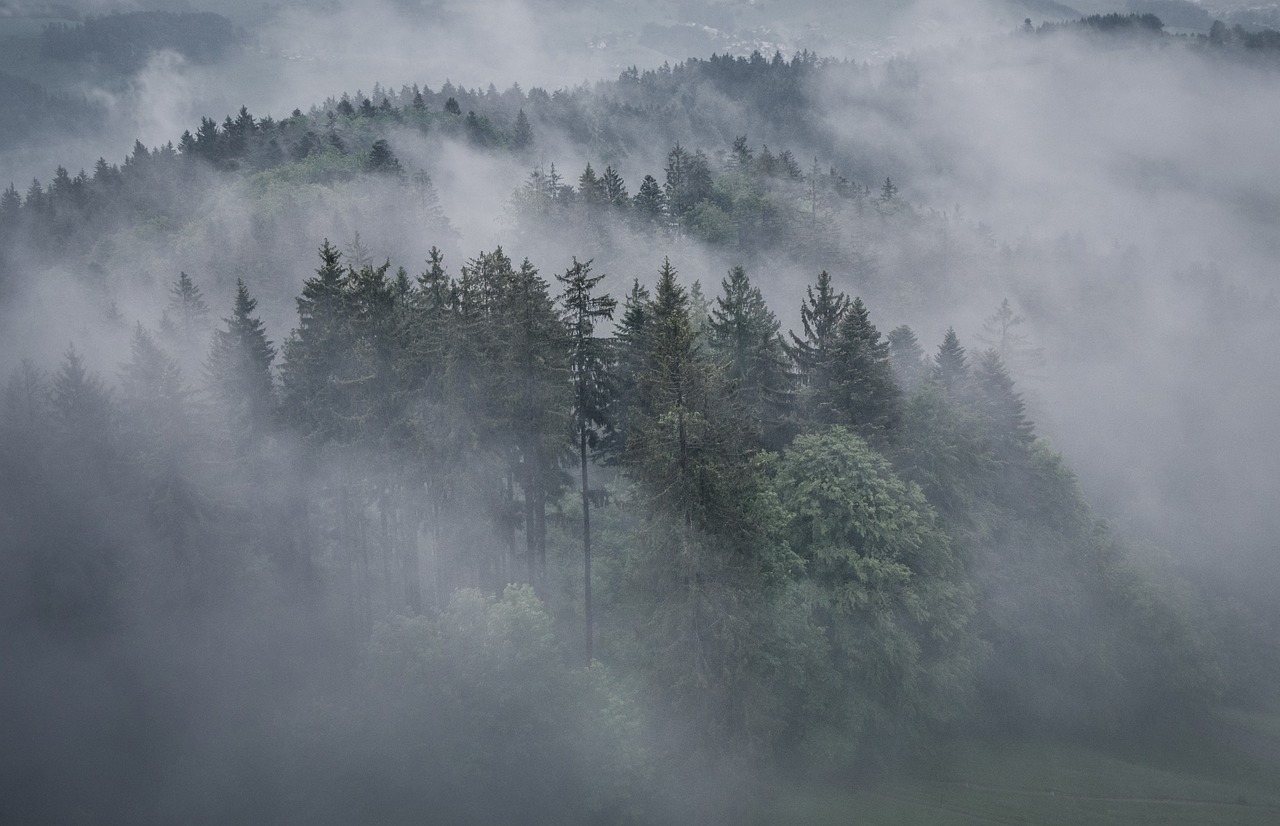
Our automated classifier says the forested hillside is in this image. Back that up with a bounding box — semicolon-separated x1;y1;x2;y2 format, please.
1;11;1278;825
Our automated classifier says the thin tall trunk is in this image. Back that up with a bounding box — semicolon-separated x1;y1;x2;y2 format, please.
581;426;593;664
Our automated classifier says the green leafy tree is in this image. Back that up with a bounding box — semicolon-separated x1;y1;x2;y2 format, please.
775;427;981;759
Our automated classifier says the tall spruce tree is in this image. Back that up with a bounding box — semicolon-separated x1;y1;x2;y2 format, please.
205;279;275;442
281;239;350;442
828;297;900;439
787;270;848;426
887;324;928;393
708;265;793;449
934;327;969;398
166;271;211;355
556;257;616;662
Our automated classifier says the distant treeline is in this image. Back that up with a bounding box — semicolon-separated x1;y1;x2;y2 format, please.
1028;12;1280;54
41;11;238;70
0;71;104;151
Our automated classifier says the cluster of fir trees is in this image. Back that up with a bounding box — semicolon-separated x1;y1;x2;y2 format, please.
4;238;1219;768
512;136;881;263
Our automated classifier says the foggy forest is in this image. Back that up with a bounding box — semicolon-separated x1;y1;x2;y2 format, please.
2;1;1279;824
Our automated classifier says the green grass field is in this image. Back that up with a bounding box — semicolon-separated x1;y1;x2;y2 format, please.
760;711;1280;825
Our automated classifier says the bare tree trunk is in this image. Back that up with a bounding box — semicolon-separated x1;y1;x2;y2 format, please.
581;427;593;665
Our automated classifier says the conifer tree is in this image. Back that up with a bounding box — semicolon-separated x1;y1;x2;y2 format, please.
787;270;848;425
601;165;628;208
888;324;928;393
166;271;211;355
972;349;1034;454
633;174;666;225
708;265;793;449
50;346;114;454
600;278;651;463
281;240;349;441
556;257;616;662
205;279;275;441
577;162;604;204
934;327;969;398
502;256;569;585
828;297;900;439
512;108;533;151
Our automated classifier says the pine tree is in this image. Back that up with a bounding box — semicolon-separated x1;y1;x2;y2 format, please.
828;297;900;439
577;162;604;205
972;349;1034;453
787;270;848;425
934;327;969;398
281;240;350;441
512;108;533;150
633;174;666;225
599;278;651;463
367;139;403;175
166;271;211;355
556;257;616;662
601;165;629;208
978;298;1044;382
708;265;793;449
888;324;928;393
205;279;276;441
501;256;569;585
0;183;20;225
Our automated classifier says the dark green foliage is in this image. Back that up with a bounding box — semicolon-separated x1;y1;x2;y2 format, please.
708;265;793;449
633;174;666;224
775;427;981;758
601;165;629;207
663;143;714;221
366;139;403;175
827;297;900;439
972;350;1034;456
557;258;616;663
1035;13;1165;35
787;270;848;426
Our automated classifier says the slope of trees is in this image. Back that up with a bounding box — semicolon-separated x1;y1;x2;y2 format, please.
0;241;1224;821
0;32;1266;822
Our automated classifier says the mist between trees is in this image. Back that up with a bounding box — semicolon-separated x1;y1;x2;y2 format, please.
0;235;1228;823
2;18;1279;824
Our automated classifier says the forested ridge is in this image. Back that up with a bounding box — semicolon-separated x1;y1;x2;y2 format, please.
0;18;1275;824
1;242;1218;823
